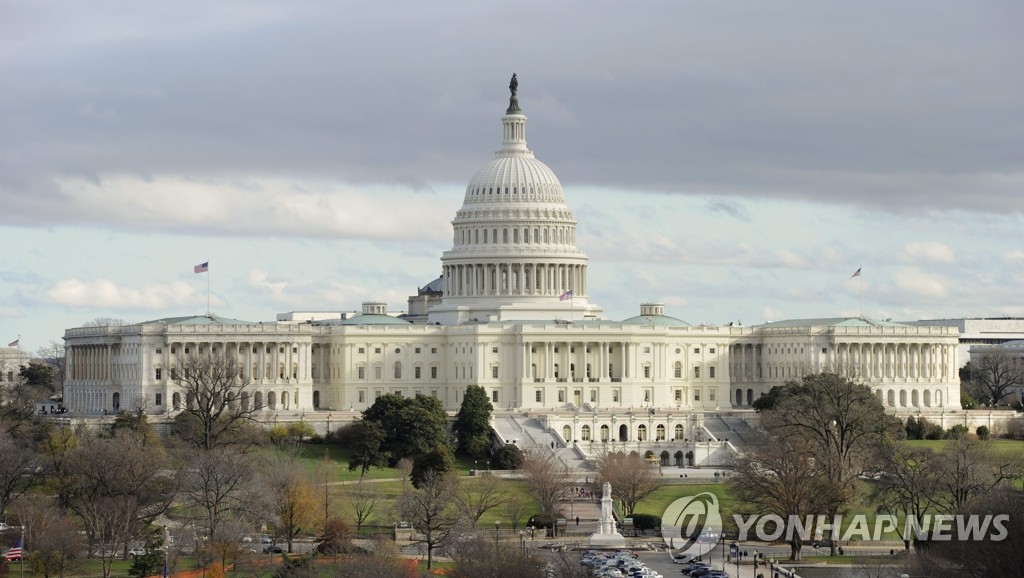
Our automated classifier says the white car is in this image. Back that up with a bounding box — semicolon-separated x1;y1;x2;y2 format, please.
128;547;148;557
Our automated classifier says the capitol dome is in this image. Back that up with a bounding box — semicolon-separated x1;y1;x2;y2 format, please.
428;76;603;325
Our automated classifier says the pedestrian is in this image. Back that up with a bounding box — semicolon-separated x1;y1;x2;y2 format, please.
576;516;580;525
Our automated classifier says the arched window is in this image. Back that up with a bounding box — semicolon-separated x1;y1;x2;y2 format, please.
172;392;181;410
660;450;670;466
618;424;628;441
562;425;571;442
241;392;250;412
675;362;683;379
268;391;277;410
656;424;666;441
394;362;402;379
312;391;320;408
674;424;684;440
887;390;895;407
736;389;743;405
600;424;610;441
747;389;754;405
282;391;290;409
254;391;263;409
514;229;519;243
899;390;907;407
637;424;647;441
581;424;591;441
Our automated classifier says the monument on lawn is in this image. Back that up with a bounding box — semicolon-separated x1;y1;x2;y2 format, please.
589;481;626;548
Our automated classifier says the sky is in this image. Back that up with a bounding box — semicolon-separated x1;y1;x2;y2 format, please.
2;1;1023;353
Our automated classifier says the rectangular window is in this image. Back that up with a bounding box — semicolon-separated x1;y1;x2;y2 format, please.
358;347;365;354
675;389;682;402
415;347;421;354
414;366;421;379
710;389;716;401
694;389;701;401
643;347;650;353
374;366;382;379
171;347;176;354
554;347;559;353
431;366;438;379
491;390;499;403
492;346;499;354
492;366;499;378
709;366;716;379
358;366;365;379
613;389;620;402
694;367;701;379
431;347;438;354
358;391;365;403
374;347;381;354
155;368;162;380
155;393;162;406
644;390;650;402
590;390;597;402
155;348;162;355
558;390;565;403
694;347;700;354
643;366;651;378
535;390;543;402
822;348;827;354
431;390;438;398
709;348;716;354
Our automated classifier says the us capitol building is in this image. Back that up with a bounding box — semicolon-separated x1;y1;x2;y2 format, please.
62;79;966;464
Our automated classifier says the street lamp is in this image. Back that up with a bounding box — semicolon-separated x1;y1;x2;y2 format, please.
520;531;525;555
494;520;500;548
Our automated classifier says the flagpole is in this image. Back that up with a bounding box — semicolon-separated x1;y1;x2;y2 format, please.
859;275;863;319
207;260;211;317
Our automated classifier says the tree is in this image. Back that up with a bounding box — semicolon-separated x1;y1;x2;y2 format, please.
396;471;461;570
729;433;841;561
347;420;389;480
316;517;352;558
264;456;318;553
111;407;161;446
452;384;493;458
362;394;450;464
19;362;55;393
0;431;41;519
445;535;546;578
180;446;257;539
411;444;456;488
171;351;259;450
930;437;1024;513
519;450;570;520
63;432;175;578
490;443;524;470
348;481;382;532
872;442;942;550
594;451;661;517
762;372;901;555
456;475;505;528
966;346;1024;405
34;341;67;397
17;499;84;578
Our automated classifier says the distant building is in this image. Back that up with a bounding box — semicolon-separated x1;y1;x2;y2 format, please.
909;318;1024;366
0;343;30;384
62;80;967;459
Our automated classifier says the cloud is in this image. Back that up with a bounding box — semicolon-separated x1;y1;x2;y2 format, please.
43;278;204;310
705;198;750;221
902;242;955;264
893;268;948;300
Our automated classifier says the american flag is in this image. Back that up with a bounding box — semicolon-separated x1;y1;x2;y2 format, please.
4;536;22;561
850;267;861;279
194;262;209;274
559;289;573;301
6;338;17;347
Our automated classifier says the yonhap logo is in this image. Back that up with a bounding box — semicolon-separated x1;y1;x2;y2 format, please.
661;492;723;558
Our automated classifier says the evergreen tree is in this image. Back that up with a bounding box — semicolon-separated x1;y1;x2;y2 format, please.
411;444;456;488
347;420;389;479
453;384;493;458
362;393;450;465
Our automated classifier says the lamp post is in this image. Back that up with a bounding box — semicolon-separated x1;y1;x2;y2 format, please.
494;520;500;548
520;530;525;555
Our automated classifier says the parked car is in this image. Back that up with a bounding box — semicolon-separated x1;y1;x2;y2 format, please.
263;545;283;554
128;547;148;557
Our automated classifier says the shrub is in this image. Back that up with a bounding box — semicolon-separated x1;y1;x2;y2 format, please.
944;424;969;439
630;513;661;531
924;423;945;440
976;425;990;440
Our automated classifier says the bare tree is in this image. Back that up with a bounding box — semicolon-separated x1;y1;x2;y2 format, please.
872;442;941;550
931;437;1024;513
729;433;841;561
35;340;67;397
348;481;382;533
456;475;505;528
966;346;1024;405
63;431;175;577
395;457;414;490
396;471;461;569
504;494;529;531
14;497;86;578
0;432;41;519
445;535;546;578
172;351;259;450
519;450;570;519
594;451;661;516
180;446;257;539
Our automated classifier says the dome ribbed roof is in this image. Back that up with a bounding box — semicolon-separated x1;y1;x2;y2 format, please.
465;155;563;201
